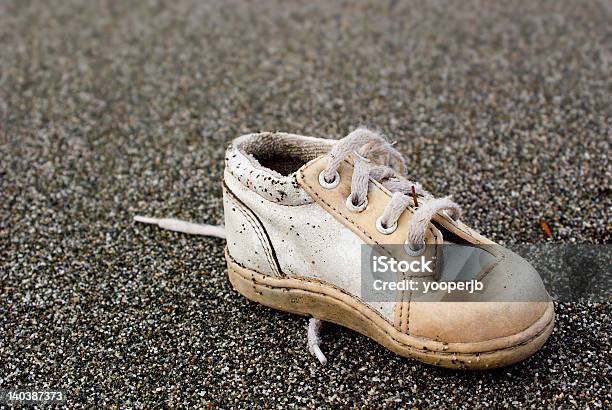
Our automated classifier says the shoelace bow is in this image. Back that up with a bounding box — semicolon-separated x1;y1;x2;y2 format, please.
134;128;462;365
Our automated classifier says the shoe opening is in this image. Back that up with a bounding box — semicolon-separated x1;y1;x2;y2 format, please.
432;221;474;245
236;132;333;176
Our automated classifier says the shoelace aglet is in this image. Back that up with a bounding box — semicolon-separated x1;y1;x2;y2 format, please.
134;215;160;225
312;345;327;366
307;318;328;365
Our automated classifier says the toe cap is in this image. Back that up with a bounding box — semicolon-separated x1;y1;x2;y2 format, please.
408;247;552;344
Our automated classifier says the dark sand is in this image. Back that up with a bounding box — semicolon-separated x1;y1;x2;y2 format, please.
1;0;610;407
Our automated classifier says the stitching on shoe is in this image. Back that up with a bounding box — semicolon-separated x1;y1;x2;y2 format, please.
231;254;392;324
228;193;277;275
224;186;283;277
224;184;285;277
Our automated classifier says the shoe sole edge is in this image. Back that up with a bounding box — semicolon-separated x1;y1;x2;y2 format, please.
225;248;555;370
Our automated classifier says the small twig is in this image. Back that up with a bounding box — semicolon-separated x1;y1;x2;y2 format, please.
411;185;419;208
539;219;553;239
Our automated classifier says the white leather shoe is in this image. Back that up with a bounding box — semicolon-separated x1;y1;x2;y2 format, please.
221;128;554;369
137;128;554;369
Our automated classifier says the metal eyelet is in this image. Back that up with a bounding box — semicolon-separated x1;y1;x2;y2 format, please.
376;216;397;235
404;242;426;257
345;194;368;213
318;170;340;189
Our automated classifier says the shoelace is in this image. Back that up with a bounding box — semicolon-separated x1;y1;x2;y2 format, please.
134;128;462;365
321;127;461;253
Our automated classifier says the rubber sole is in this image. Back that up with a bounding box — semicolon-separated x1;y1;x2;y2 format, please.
225;248;555;370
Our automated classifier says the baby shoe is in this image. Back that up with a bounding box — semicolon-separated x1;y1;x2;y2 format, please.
137;128;554;369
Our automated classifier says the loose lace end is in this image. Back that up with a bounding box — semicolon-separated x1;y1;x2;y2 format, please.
134;215;226;239
307;318;328;365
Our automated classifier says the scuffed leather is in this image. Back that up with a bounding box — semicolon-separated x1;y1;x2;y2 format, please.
225;132;332;206
223;185;281;277
297;155;445;331
297;153;551;340
223;132;552;342
408;248;550;343
224;169;397;322
297;156;444;276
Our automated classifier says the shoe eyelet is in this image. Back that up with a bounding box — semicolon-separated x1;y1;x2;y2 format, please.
404;242;425;257
376;216;397;235
319;170;340;189
345;194;368;213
